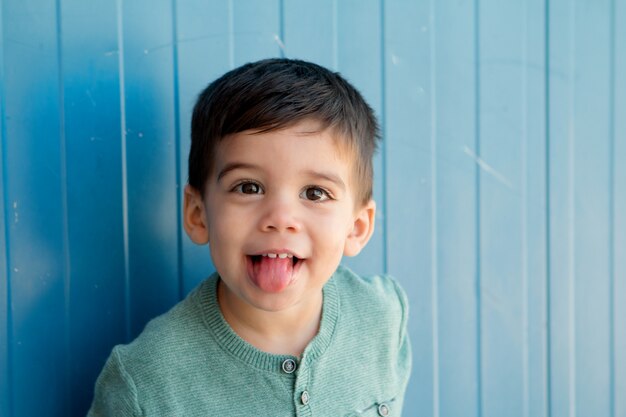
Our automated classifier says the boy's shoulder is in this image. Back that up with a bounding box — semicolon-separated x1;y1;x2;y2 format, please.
87;276;219;415
331;265;409;333
321;265;411;412
112;275;218;376
333;264;408;311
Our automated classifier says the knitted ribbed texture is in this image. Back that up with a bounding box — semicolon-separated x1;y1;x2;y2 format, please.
87;265;411;417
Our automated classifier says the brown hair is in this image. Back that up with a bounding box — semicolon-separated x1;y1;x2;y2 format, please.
189;58;380;206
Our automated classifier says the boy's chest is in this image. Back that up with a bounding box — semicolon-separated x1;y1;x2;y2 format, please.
141;339;403;417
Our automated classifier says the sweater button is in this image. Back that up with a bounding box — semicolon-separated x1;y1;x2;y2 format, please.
378;403;390;416
281;358;297;374
300;390;310;405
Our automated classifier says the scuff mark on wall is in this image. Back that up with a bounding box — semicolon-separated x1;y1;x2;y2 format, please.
85;90;96;107
273;34;285;51
463;146;513;189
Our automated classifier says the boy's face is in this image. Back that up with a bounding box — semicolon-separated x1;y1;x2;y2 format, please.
184;119;375;314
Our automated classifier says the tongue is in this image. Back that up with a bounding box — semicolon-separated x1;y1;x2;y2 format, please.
251;256;294;293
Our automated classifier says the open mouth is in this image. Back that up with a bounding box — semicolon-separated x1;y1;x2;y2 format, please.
249;254;302;267
246;253;305;293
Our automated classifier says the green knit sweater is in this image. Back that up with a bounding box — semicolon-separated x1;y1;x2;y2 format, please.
88;266;411;416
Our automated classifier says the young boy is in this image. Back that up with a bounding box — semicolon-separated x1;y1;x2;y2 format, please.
88;58;411;416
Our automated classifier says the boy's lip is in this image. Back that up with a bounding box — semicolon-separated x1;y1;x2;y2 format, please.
247;249;305;259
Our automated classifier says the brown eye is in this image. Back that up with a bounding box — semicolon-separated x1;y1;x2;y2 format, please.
235;182;262;194
301;187;329;202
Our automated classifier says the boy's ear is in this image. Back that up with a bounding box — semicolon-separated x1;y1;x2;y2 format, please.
183;184;210;244
343;200;376;257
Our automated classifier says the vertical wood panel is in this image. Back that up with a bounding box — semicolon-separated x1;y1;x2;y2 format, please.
434;1;480;416
60;0;126;414
384;0;434;416
479;2;526;414
523;1;550;416
478;1;549;416
2;1;69;415
548;0;576;415
550;1;614;417
122;0;179;338
612;0;626;415
0;3;10;415
571;2;612;415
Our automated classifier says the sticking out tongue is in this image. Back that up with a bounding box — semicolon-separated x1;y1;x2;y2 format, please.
250;256;294;293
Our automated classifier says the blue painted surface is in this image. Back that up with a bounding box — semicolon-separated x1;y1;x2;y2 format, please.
3;2;68;416
614;4;626;417
432;2;481;416
480;1;532;415
61;1;128;414
0;5;9;417
121;0;180;339
1;1;625;416
548;2;617;417
384;2;434;415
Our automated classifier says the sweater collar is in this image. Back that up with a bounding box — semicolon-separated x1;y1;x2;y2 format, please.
199;269;340;373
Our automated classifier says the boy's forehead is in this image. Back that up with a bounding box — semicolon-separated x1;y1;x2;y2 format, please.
209;122;357;181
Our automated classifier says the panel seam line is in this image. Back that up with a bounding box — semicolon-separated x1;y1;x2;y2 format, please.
115;0;131;342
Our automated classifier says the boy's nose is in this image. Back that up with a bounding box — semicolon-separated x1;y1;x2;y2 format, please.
258;196;302;233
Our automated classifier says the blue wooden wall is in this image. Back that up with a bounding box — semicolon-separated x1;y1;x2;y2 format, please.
1;1;625;416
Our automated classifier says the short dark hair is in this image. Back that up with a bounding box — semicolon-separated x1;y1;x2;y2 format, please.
189;58;380;206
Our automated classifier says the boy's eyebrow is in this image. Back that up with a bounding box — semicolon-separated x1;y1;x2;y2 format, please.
303;170;346;191
216;162;259;181
217;164;346;191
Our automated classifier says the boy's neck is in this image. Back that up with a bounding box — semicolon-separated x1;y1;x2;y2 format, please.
217;280;323;357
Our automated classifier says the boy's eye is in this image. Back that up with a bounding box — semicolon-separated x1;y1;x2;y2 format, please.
301;187;330;202
234;182;263;194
